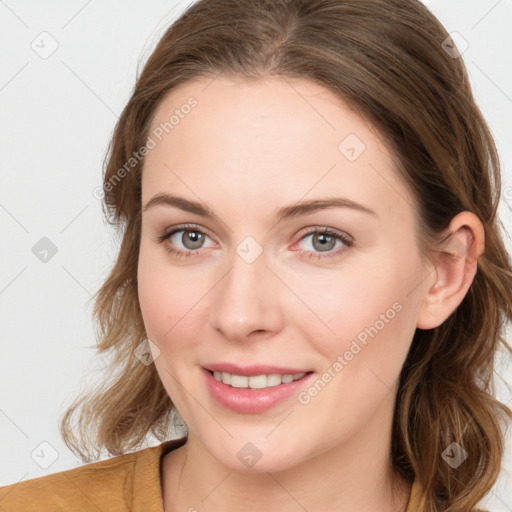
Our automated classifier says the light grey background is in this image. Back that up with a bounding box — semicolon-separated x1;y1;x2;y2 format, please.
1;0;511;509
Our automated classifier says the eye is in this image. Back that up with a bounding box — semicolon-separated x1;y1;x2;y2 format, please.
155;224;214;258
294;227;353;260
155;224;353;260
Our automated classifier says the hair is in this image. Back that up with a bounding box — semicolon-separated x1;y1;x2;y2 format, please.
59;0;512;510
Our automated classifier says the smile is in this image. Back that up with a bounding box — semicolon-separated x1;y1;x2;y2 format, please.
212;371;309;389
203;368;316;414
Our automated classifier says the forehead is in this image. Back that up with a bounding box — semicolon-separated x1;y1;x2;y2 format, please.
141;75;416;223
146;75;376;158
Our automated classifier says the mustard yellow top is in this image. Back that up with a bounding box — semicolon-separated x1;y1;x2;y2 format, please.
0;437;422;511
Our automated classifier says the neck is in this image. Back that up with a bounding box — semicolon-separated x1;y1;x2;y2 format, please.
161;396;412;512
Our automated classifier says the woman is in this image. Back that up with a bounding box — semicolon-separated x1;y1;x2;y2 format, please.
1;0;510;510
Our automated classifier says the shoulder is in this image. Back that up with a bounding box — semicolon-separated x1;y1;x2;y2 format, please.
0;450;140;512
0;439;185;512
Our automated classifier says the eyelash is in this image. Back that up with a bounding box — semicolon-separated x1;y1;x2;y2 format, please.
155;223;353;260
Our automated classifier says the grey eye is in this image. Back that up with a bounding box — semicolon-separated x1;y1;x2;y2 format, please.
178;229;206;250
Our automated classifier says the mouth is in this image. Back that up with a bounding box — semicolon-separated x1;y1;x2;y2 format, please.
202;367;316;413
206;369;314;390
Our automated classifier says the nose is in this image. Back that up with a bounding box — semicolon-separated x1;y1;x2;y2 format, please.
208;248;284;343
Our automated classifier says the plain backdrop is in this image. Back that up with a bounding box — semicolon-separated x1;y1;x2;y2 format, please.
1;0;511;509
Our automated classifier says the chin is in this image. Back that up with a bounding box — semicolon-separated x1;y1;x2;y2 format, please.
203;439;306;474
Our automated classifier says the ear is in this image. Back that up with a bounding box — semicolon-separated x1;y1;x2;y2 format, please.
416;211;485;330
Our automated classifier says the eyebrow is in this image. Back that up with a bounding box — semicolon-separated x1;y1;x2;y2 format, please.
143;193;378;222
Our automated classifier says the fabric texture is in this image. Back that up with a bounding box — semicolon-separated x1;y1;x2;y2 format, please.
0;437;422;511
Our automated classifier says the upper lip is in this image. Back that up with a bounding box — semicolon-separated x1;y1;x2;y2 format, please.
203;363;313;377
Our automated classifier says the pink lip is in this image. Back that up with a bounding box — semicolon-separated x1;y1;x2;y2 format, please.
203;362;312;376
202;367;315;414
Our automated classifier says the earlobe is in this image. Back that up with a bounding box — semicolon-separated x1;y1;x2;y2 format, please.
416;212;485;330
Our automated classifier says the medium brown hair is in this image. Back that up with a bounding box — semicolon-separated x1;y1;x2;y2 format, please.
60;0;512;509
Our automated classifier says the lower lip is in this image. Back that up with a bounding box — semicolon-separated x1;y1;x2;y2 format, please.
202;367;315;414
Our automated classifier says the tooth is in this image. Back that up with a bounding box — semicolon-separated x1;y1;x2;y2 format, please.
266;374;282;387
212;370;308;388
249;374;268;389
230;375;249;388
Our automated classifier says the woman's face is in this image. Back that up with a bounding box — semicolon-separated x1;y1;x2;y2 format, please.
138;75;428;472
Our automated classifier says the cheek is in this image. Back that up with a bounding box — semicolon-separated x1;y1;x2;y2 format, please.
290;262;414;336
137;244;195;342
137;254;204;401
137;244;217;365
287;248;420;375
291;270;417;437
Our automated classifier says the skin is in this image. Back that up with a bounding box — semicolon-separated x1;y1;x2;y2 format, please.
137;75;485;512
